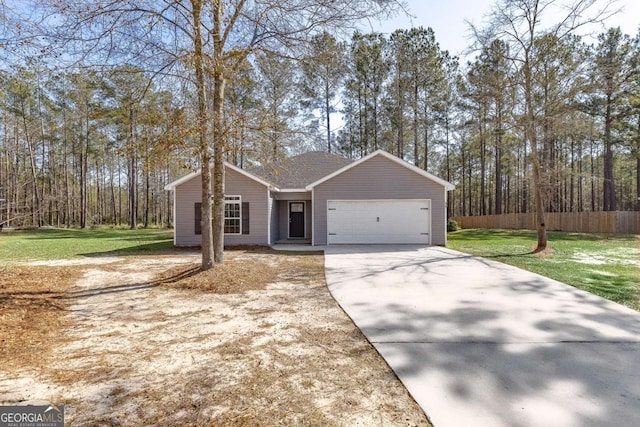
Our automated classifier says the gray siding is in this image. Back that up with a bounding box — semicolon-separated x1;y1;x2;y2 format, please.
313;155;448;245
173;168;269;246
174;173;202;246
278;201;288;240
305;201;312;239
268;192;278;245
275;191;310;201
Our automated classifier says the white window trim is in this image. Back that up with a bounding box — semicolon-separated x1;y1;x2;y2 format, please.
224;195;242;235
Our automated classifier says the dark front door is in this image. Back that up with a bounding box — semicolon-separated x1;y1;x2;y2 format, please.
289;202;305;238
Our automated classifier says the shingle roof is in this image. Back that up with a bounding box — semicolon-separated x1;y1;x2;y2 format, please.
249;151;352;189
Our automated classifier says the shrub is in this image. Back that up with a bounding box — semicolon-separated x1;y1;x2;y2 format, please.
447;218;459;232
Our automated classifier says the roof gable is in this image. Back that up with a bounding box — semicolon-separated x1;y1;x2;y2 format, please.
305;150;455;191
164;161;273;191
248;151;352;189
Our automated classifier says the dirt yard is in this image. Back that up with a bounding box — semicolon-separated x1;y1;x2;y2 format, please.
0;249;431;426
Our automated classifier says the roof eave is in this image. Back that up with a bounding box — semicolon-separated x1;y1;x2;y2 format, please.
164;162;275;191
305;149;455;191
225;162;274;188
164;170;201;191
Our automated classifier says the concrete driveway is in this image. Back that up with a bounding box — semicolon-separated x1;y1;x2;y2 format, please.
324;245;640;427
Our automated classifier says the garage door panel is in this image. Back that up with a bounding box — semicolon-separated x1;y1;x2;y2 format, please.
327;200;430;244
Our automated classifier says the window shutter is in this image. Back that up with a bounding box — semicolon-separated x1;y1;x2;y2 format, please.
195;203;202;235
242;202;249;235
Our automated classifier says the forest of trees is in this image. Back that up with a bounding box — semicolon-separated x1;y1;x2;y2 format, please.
1;1;639;232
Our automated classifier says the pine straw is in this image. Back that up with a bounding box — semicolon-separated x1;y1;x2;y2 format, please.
203;326;408;426
156;248;325;294
0;265;80;373
0;252;431;426
144;251;430;426
532;246;554;257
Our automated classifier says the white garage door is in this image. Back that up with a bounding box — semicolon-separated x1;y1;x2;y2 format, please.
327;199;431;244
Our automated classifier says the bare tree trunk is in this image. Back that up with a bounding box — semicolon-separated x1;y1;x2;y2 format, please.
577;139;583;212
22;103;42;227
468;152;473;215
495;145;502;215
212;0;226;264
128;106;137;229
412;85;418;163
396;60;404;158
494;104;503;215
37;77;47;227
524;60;547;251
422;103;429;170
49;132;57;226
636;112;640;211
603;94;616;211
166;158;172;228
144;171;150;228
479;116;487;216
110;166;117;225
192;0;214;270
372;95;379;151
143;134;150;228
118;162;122;226
0;118;5;228
590;140;596;211
461;144;467;215
445;114;453;217
358;85;364;157
363;86;369;155
325;78;331;153
96;157;102;224
506;174;511;213
521;134;528;214
570;138;575;212
63;110;71;227
80;105;89;228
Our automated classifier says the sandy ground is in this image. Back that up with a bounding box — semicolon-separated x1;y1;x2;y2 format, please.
0;253;430;426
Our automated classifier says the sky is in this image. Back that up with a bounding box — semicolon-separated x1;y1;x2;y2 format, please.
366;0;640;60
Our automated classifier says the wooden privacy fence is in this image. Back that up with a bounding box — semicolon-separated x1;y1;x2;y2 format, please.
453;211;640;234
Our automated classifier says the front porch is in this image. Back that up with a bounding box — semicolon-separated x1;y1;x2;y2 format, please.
271;195;313;244
274;238;311;245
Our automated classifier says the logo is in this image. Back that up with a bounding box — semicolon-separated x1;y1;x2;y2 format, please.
0;405;64;427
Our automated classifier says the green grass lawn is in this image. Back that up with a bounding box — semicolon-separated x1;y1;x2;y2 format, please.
448;229;640;311
0;227;175;261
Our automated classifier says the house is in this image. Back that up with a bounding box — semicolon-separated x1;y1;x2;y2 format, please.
164;149;455;247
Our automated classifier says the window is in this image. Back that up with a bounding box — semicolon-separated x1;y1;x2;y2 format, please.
224;196;241;234
195;197;248;236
